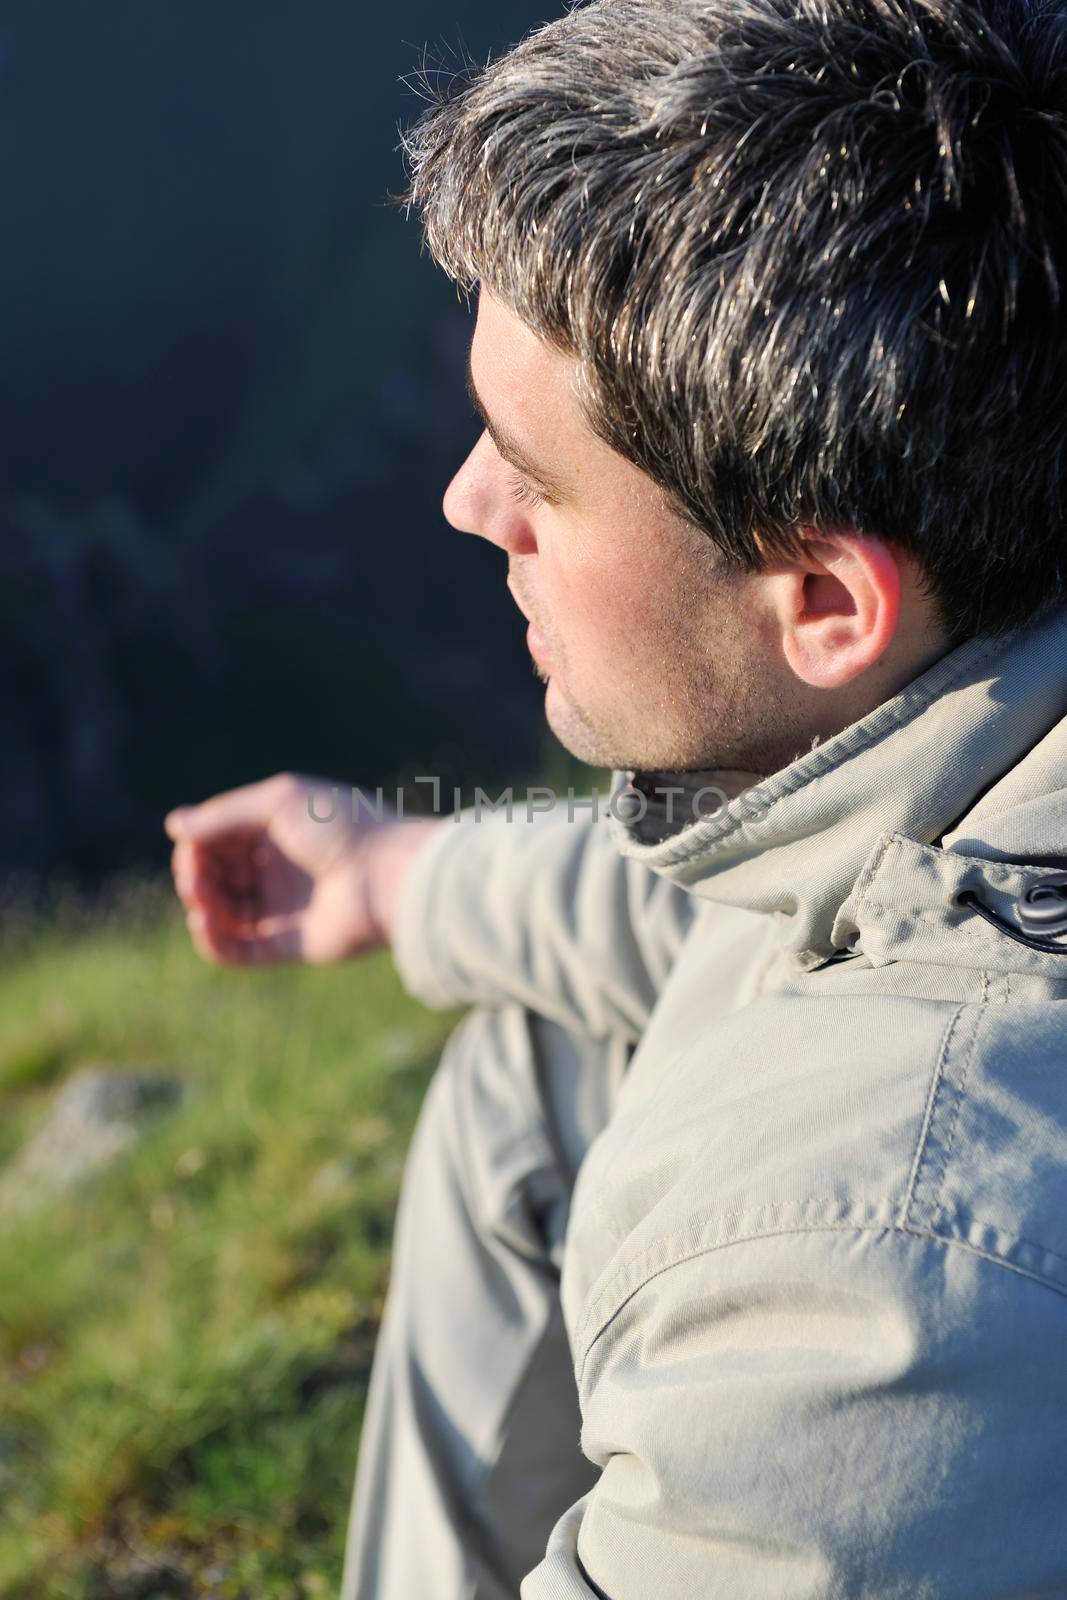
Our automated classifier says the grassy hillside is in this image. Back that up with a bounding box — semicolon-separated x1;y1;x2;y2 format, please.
0;882;457;1598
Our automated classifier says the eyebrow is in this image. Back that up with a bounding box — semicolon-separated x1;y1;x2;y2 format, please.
465;349;570;501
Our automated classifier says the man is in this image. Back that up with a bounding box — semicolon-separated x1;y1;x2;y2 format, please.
165;0;1067;1593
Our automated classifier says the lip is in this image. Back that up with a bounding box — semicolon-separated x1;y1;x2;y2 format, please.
526;621;550;665
508;579;551;665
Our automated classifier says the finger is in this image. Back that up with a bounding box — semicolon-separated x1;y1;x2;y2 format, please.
186;907;303;967
207;840;259;893
164;773;304;843
171;839;198;907
173;841;260;928
186;906;248;965
172;839;227;906
179;836;260;906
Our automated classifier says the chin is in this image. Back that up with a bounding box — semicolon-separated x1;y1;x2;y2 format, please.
543;676;630;770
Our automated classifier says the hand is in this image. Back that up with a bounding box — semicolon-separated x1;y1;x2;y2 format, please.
164;773;440;966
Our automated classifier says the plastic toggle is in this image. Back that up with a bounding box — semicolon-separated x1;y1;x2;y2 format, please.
1015;873;1067;938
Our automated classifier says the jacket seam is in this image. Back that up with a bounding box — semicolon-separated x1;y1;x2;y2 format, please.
868;837;1046;888
929;978;987;1219
934;1205;1067;1272
860;899;1057;942
846;831;896;912
901;999;987;1230
574;1201;896;1368
899;1003;965;1229
575;1217;1067;1385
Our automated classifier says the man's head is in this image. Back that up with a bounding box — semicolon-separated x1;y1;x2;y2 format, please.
408;0;1067;773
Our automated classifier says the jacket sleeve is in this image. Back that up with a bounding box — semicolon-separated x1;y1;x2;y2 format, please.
390;798;698;1043
523;1225;1067;1599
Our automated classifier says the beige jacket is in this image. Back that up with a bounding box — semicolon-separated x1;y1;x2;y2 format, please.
393;607;1067;1599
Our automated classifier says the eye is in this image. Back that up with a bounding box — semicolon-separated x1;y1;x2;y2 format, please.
507;470;546;511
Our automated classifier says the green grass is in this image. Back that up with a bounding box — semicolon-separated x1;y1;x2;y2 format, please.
0;880;458;1599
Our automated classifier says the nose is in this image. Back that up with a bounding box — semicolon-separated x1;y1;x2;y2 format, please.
442;431;538;557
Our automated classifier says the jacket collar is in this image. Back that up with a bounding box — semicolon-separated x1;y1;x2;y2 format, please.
610;606;1067;972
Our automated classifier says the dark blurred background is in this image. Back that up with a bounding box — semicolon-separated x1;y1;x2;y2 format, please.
0;1;562;889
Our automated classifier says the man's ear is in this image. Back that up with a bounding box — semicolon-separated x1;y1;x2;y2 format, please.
766;533;902;689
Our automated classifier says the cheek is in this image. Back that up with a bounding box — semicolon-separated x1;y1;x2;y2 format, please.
542;538;649;654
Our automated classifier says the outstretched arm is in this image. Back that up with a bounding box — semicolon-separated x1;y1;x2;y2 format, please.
165;775;697;1041
391;795;697;1042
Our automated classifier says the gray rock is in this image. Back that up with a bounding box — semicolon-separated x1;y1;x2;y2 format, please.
0;1066;183;1220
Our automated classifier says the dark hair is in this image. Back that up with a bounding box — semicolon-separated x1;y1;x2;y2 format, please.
403;0;1067;641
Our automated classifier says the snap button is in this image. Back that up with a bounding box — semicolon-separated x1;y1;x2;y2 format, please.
1015;873;1067;937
